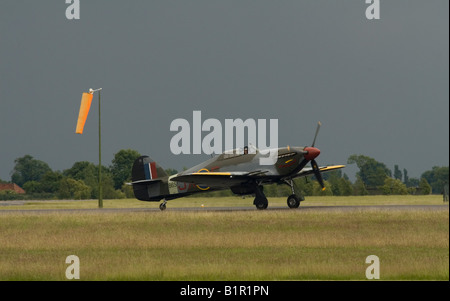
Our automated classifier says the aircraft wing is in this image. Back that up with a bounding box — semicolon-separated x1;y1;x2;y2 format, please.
170;165;345;187
170;171;268;187
290;164;346;179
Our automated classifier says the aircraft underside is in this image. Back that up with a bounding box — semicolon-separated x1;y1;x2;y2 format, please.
152;179;305;211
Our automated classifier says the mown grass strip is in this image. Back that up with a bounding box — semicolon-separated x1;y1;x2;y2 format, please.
0;208;448;280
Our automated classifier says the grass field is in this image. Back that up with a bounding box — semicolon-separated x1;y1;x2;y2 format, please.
0;196;448;280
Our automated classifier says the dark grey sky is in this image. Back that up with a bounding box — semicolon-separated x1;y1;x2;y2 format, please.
0;0;448;182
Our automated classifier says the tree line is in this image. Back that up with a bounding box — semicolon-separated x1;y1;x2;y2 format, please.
0;150;448;200
0;149;141;200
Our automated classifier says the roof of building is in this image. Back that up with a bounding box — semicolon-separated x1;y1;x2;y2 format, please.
0;183;26;194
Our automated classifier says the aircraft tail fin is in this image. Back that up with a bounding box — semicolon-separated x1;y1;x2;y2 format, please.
132;156;168;181
131;156;168;201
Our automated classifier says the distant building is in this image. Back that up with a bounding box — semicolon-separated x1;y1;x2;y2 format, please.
0;183;26;194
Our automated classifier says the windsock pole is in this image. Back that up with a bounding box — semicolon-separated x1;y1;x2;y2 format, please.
97;89;103;208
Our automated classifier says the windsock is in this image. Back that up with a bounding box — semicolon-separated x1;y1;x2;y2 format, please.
75;92;94;134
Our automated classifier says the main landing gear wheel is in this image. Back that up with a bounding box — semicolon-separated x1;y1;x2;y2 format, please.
287;194;300;209
253;184;268;210
255;201;268;210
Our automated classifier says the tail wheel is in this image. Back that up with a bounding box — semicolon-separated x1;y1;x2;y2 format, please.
287;194;300;209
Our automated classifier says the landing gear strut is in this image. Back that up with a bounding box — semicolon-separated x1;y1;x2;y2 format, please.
284;179;304;209
253;184;268;210
159;199;168;211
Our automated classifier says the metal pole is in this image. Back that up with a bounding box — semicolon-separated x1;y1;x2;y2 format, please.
98;90;103;208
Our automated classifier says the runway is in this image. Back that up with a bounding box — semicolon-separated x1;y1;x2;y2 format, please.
0;204;447;214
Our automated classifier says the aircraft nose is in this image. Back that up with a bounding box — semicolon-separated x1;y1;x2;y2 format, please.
304;147;320;161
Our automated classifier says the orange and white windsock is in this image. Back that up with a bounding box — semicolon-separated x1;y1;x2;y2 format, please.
75;92;93;134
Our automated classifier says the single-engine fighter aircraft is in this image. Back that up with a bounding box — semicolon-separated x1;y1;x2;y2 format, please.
130;122;345;210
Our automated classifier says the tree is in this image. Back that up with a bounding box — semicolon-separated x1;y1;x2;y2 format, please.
11;155;52;187
110;149;141;189
407;177;419;188
57;178;92;200
63;161;98;197
63;161;98;183
293;178;314;196
312;180;333;196
324;170;341;195
347;154;391;188
99;174;125;199
325;170;353;196
63;161;114;199
394;165;402;181
23;181;42;194
336;177;353;196
353;176;369;195
403;168;409;185
421;166;449;194
121;182;135;198
418;177;432;195
381;177;408;195
40;171;63;194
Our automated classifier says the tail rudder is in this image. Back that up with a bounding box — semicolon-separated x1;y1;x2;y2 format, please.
132;156;168;182
131;156;168;201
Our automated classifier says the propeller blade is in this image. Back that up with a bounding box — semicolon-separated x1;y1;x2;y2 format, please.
311;121;322;147
311;159;325;191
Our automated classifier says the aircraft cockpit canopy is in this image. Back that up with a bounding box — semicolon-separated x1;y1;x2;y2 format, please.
219;145;258;160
